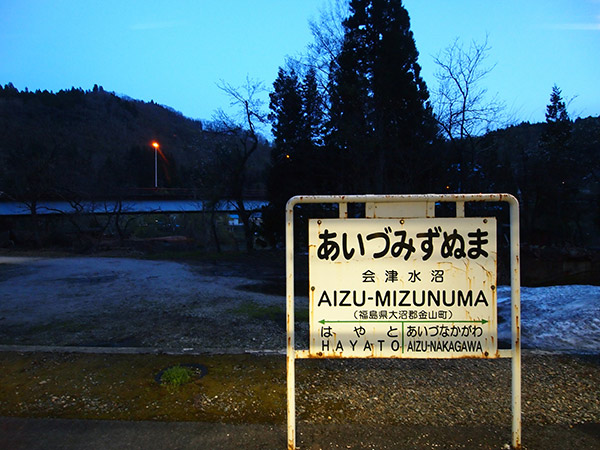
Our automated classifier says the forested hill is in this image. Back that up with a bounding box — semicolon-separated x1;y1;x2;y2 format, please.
0;83;269;200
0;83;205;172
480;116;600;167
471;116;600;247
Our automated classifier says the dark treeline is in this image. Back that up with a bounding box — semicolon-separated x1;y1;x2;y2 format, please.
264;0;599;250
1;0;599;254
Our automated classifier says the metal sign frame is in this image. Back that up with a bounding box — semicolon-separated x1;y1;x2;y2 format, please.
286;194;521;450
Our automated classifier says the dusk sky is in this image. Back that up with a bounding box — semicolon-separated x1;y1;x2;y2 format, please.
1;0;598;127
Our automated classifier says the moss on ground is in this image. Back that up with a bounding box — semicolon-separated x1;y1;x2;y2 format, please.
0;352;287;423
2;351;598;430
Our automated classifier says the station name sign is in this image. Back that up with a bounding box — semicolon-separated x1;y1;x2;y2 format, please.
308;217;498;358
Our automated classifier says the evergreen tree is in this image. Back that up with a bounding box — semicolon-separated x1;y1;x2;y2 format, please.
265;66;331;245
269;68;304;163
537;85;575;242
328;0;438;194
301;68;326;148
540;85;573;186
268;68;304;210
268;67;330;201
541;84;571;151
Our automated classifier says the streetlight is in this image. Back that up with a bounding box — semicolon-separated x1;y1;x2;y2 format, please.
151;141;159;188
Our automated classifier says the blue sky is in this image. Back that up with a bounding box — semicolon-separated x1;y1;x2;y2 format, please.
1;0;598;126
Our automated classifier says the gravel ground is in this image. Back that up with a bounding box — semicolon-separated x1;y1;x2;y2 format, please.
0;351;598;449
0;253;598;449
0;254;306;351
294;355;599;427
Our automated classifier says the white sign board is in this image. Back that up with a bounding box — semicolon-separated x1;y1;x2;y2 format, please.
309;217;497;358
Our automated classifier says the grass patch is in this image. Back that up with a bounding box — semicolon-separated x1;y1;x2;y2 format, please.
232;302;284;322
160;365;193;387
231;301;309;323
157;364;206;388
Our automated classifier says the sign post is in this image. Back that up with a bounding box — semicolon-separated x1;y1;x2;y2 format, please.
286;194;521;450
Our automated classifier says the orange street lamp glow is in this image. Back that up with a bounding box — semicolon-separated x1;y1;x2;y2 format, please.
152;141;159;188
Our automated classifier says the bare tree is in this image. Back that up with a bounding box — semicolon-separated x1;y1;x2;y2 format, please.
433;36;504;141
432;36;505;191
304;0;349;92
276;0;348;104
215;76;268;137
209;76;268;252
